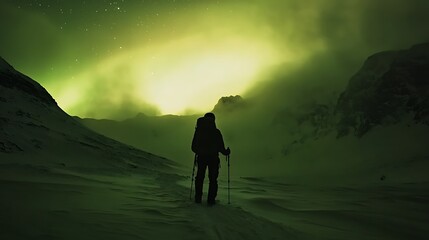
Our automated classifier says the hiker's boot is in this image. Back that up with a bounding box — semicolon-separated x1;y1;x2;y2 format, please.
207;199;216;206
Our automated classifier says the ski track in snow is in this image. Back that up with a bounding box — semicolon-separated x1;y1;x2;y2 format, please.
181;189;295;240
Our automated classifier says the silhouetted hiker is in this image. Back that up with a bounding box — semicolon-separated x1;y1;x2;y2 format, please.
192;112;230;205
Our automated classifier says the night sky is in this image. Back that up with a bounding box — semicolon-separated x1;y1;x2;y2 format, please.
1;0;429;119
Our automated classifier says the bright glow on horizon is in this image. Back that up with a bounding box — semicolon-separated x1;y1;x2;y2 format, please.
134;36;280;115
45;5;288;118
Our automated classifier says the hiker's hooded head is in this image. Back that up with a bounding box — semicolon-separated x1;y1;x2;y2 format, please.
204;112;215;121
204;112;216;130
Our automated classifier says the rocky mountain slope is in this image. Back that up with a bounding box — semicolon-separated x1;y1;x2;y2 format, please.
212;95;245;113
336;42;429;137
274;42;429;140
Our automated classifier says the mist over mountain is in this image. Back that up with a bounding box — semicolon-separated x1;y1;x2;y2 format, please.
75;113;197;164
78;43;429;183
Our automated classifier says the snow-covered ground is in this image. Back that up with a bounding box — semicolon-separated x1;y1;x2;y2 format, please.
1;165;428;239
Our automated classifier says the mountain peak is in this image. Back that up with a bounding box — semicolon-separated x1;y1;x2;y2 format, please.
212;95;245;113
0;56;14;73
0;56;56;105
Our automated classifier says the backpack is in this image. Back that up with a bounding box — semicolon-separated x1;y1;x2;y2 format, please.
191;117;219;155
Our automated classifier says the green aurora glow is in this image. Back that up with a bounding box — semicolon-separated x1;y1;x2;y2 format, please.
1;0;429;118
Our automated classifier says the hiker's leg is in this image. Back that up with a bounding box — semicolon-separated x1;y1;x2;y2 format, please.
207;157;220;203
195;157;207;202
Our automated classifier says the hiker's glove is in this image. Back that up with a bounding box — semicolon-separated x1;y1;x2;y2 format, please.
225;147;231;156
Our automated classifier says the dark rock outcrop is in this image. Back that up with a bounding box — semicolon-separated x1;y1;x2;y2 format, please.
336;43;429;137
212;95;245;113
0;57;56;105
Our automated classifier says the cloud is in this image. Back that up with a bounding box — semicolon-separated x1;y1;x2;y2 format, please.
243;0;429;105
50;55;161;120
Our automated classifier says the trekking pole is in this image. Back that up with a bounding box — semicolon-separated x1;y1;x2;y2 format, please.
189;154;197;201
227;154;231;204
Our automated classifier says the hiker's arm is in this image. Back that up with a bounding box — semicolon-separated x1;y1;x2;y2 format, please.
191;131;198;154
218;130;230;155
